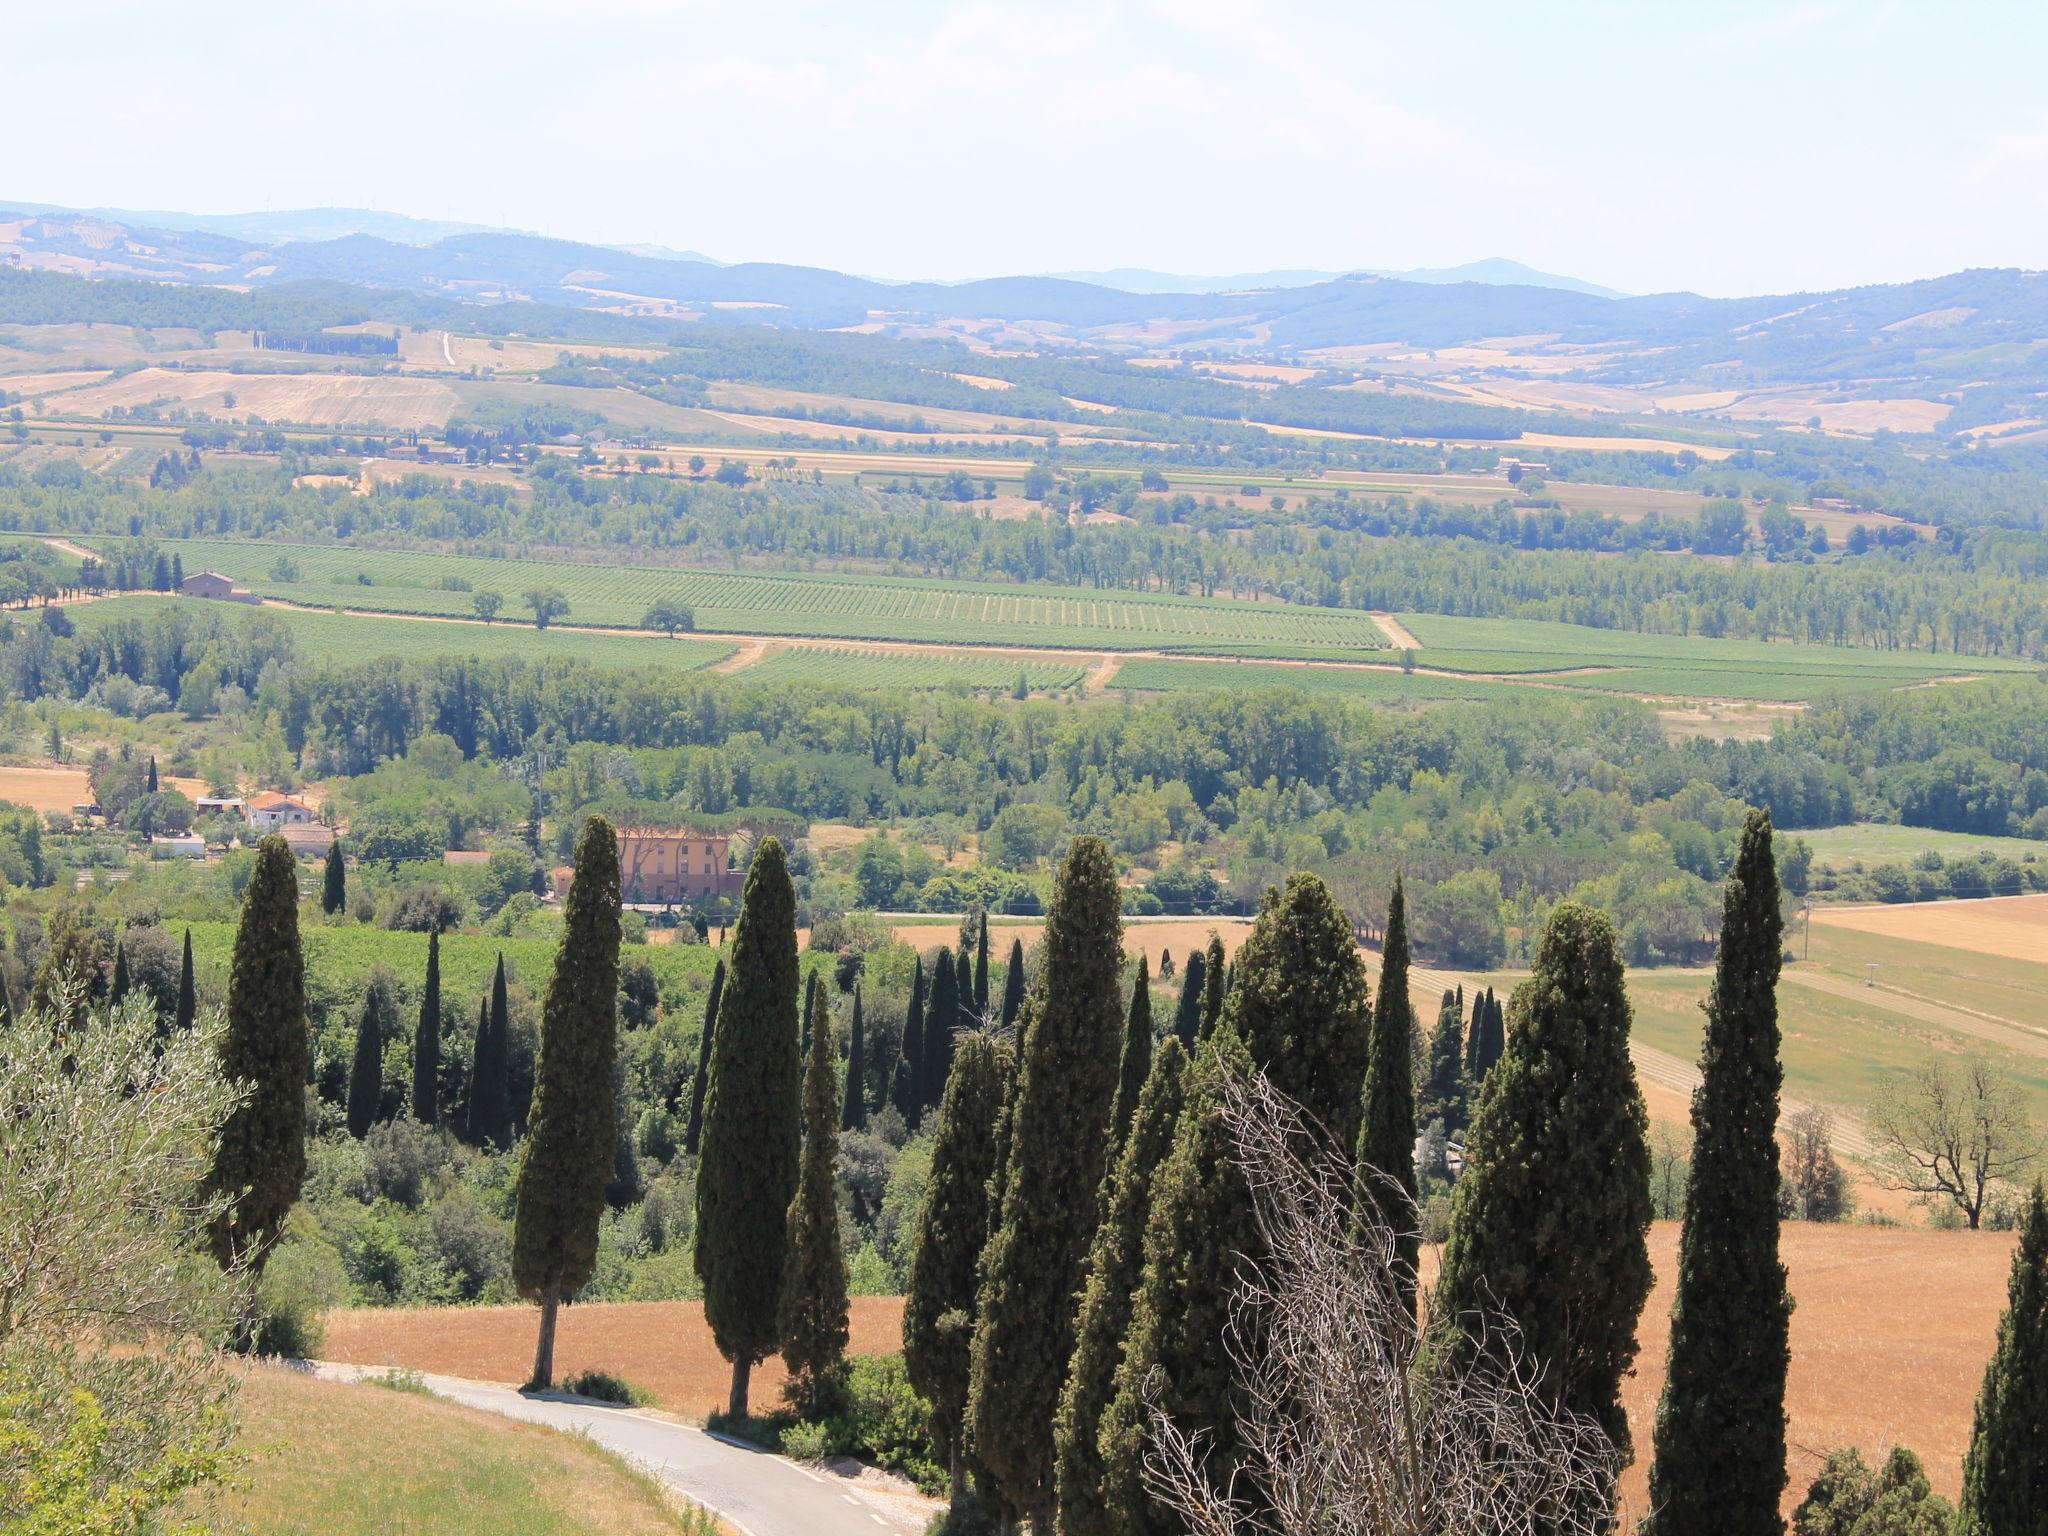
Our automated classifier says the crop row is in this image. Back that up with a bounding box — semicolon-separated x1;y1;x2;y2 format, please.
742;647;1086;692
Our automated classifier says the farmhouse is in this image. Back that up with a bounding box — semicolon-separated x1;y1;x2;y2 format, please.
248;790;317;828
276;822;339;857
180;570;260;603
194;794;247;818
552;826;737;903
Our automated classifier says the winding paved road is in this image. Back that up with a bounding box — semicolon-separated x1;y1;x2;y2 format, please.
313;1364;931;1536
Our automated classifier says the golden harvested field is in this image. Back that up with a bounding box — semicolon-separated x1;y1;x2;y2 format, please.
1811;892;2048;964
0;761;208;813
705;381;1076;437
323;1295;907;1420
44;366;462;429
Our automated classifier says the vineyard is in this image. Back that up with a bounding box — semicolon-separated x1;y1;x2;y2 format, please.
134;539;1394;657
1113;658;1520;702
740;646;1088;692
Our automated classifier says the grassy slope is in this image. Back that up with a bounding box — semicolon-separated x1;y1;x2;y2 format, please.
1797;821;2048;870
210;1365;702;1536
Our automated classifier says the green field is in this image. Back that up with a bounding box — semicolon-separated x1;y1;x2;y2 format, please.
1113;657;1522;701
128;538;1394;657
71;596;736;671
1796;822;2048;871
741;646;1086;691
1395;612;2033;700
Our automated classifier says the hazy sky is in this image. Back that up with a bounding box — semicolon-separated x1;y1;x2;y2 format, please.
10;0;2046;296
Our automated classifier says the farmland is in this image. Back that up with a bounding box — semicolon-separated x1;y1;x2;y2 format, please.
1797;820;2048;873
1112;656;1522;701
1809;891;2048;966
121;539;1396;656
739;646;1087;692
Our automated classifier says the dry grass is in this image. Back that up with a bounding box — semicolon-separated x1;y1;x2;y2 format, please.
322;1295;907;1420
1812;892;2048;964
0;761;208;813
209;1363;701;1535
44;366;462;430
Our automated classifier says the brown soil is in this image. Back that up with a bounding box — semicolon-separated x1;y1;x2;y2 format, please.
1812;893;2048;964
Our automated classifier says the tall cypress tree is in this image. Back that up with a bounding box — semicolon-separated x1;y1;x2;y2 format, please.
1645;810;1790;1536
896;956;926;1127
684;958;725;1156
174;927;196;1034
470;954;512;1149
1438;902;1653;1518
412;929;442;1124
1222;872;1371;1148
321;838;346;916
801;969;817;1053
1054;1038;1188;1536
1958;1181;2048;1534
1417;987;1469;1134
1171;945;1205;1048
905;1032;1012;1510
923;947;959;1117
1358;877;1418;1310
1108;957;1153;1160
695;837;803;1420
204;835;307;1273
513;816;623;1391
109;940;130;1004
1463;983;1485;1078
1099;1028;1260;1536
346;971;396;1139
969;837;1126;1531
146;754;158;793
842;986;868;1132
781;982;849;1415
1199;934;1226;1039
999;936;1026;1029
955;947;975;1033
974;916;990;1018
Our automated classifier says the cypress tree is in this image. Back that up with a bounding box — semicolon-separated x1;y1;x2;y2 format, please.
841;986;868;1132
1108;957;1153;1160
1100;1028;1260;1536
413;929;442;1124
781;981;849;1415
1477;988;1506;1078
801;968;817;1053
968;837;1126;1531
109;940;130;1004
684;958;724;1156
470;954;512;1149
513;816;623;1391
146;755;158;793
345;971;395;1139
1958;1182;2048;1533
923;947;958;1117
1199;934;1226;1039
974;916;990;1018
1222;872;1372;1148
1645;809;1790;1536
1463;983;1485;1078
1171;945;1205;1048
174;928;196;1034
695;837;803;1420
1438;902;1653;1517
321;838;346;916
1054;1038;1188;1536
999;936;1026;1029
905;1032;1012;1509
1417;987;1469;1134
896;956;926;1127
204;835;307;1273
0;967;12;1026
1358;877;1418;1310
955;947;975;1034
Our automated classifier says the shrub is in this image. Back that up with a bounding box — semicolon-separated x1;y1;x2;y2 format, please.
251;1221;350;1357
825;1354;944;1493
1792;1445;1953;1535
366;1366;432;1396
561;1369;650;1406
781;1420;832;1462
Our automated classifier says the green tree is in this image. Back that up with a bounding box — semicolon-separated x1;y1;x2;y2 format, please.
525;587;569;629
1200;934;1226;1039
1417;988;1468;1134
345;968;397;1139
895;956;926;1127
1438;902;1653;1520
904;1031;1011;1510
695;837;803;1419
173;928;196;1035
1172;944;1205;1047
513;816;623;1390
1109;957;1153;1160
969;837;1126;1530
470;954;512;1149
413;928;442;1125
684;958;724;1157
321;838;346;915
999;937;1026;1029
781;982;849;1415
1646;810;1791;1536
924;947;959;1117
203;835;307;1274
109;941;130;1005
1100;1028;1260;1536
1357;878;1418;1311
841;985;868;1132
643;598;695;636
975;916;990;1017
1054;1037;1187;1536
1957;1181;2048;1534
1793;1447;1954;1536
472;589;503;623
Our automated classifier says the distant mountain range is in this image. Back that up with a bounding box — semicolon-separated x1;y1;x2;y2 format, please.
1043;259;1625;299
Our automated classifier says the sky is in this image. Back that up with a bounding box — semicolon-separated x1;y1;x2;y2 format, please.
8;0;2046;297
